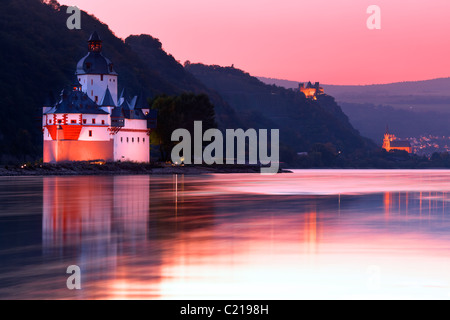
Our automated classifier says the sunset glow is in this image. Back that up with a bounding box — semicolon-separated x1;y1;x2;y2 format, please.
58;0;450;84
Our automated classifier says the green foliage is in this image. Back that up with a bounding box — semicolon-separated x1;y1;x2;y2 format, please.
151;93;217;161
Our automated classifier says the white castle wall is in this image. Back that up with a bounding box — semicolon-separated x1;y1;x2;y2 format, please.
78;74;118;105
113;119;149;162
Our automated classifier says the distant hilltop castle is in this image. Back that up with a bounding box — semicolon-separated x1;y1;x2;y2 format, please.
382;127;412;153
42;32;156;163
299;81;324;100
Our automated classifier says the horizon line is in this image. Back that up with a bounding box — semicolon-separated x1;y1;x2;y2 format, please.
256;75;450;87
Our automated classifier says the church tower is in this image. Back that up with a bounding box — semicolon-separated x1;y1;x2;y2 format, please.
76;31;118;105
382;126;391;151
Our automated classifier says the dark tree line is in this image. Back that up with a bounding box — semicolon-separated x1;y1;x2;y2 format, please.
150;93;217;162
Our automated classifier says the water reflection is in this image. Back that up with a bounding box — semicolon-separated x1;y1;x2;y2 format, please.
0;170;450;299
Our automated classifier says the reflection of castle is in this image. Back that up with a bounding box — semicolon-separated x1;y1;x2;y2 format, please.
40;175;216;299
382;127;412;153
43;176;150;249
299;81;324;100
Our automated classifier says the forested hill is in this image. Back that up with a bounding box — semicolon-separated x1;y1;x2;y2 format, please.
0;0;374;164
185;63;375;158
0;0;238;161
124;35;240;129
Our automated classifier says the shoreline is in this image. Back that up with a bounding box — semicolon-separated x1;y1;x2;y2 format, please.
0;162;448;177
0;162;292;176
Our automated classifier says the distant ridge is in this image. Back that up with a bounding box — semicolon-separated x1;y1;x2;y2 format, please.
257;76;450;142
258;76;450;114
258;76;450;97
186;63;375;159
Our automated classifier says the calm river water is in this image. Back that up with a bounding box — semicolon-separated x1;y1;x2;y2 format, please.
0;170;449;299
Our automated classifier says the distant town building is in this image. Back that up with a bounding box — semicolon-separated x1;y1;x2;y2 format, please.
382;127;412;153
42;32;157;163
299;81;324;100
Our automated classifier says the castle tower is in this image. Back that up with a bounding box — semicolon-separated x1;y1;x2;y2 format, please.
382;126;391;151
100;86;116;115
43;32;155;164
76;31;118;106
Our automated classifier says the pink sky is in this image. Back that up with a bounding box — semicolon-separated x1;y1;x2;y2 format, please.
58;0;450;85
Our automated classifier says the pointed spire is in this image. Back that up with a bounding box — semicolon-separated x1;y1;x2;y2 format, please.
88;31;101;42
119;88;129;100
118;88;130;106
133;91;148;109
120;98;130;110
129;96;137;110
100;86;116;107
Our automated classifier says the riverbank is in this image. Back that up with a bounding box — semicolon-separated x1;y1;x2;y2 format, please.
0;161;291;176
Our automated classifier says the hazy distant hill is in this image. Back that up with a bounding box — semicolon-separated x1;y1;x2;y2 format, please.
186;64;375;158
259;76;450;141
338;103;450;142
259;76;450;113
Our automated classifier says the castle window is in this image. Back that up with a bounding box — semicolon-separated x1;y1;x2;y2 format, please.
132;138;134;143
92;119;96;124
71;120;76;124
83;119;87;124
121;137;123;143
58;120;62;124
102;120;105;125
78;78;81;82
95;96;98;103
91;79;93;85
49;120;52;124
137;137;140;143
143;138;145;143
91;90;93;96
101;75;104;81
89;130;92;137
127;137;129;143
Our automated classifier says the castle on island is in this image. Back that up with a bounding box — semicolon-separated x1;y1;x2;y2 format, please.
42;32;156;163
382;127;412;153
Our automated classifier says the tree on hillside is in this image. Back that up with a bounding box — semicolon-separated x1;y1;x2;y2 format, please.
150;93;217;162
